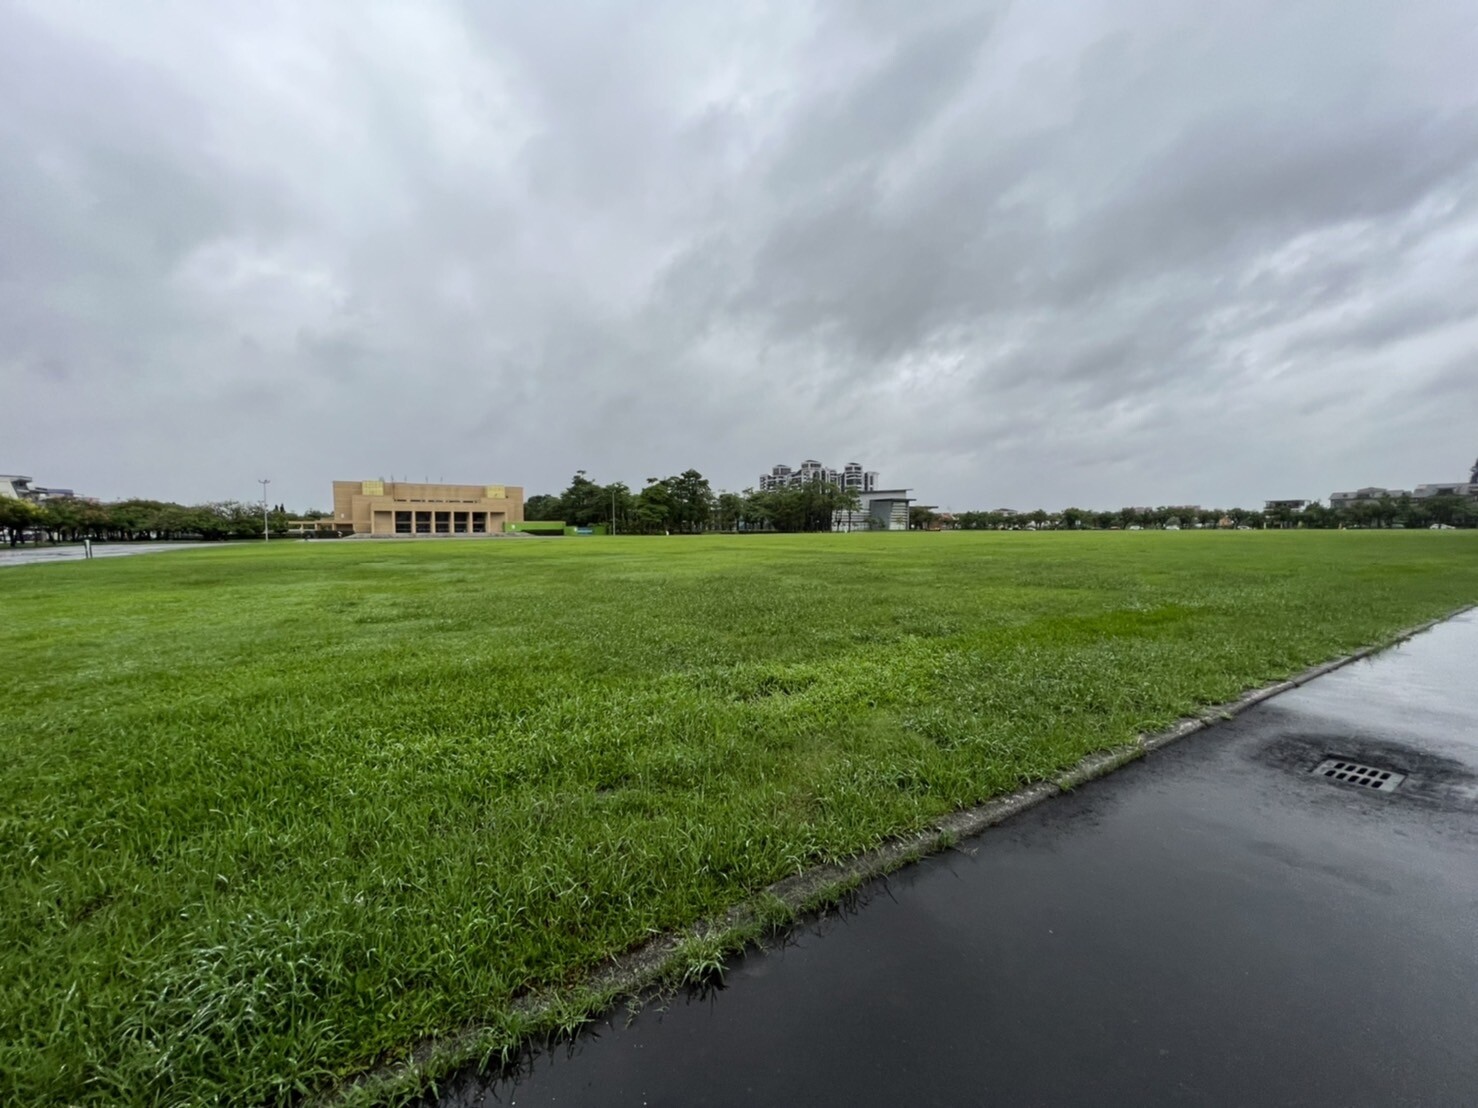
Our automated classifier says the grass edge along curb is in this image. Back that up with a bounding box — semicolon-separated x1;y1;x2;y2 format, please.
323;603;1474;1108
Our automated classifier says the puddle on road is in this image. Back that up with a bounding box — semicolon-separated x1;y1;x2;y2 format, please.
1256;732;1477;812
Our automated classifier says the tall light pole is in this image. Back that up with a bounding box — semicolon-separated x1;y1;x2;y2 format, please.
258;478;270;542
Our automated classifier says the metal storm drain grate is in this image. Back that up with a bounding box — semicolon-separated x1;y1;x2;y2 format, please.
1312;759;1406;792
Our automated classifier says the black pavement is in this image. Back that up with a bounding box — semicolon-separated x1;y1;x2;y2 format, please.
438;612;1478;1107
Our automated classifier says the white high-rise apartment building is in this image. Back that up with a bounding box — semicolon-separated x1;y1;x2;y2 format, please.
759;459;878;493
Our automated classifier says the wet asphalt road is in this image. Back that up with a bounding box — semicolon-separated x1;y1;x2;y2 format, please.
439;612;1478;1107
0;541;230;567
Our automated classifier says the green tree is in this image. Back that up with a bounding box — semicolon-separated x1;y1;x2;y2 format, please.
737;487;774;532
1301;503;1331;529
558;471;607;526
603;482;635;533
1424;494;1466;527
909;506;938;530
106;500;155;540
749;478;859;533
666;469;715;533
636;478;675;534
524;493;563;521
716;491;745;532
0;497;43;546
38;498;83;542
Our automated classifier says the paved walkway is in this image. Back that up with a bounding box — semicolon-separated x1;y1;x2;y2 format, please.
439;612;1478;1107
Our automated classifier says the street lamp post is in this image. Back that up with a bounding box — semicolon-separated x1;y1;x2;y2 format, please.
258;478;270;542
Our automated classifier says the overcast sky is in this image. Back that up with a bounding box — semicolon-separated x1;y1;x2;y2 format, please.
4;0;1477;511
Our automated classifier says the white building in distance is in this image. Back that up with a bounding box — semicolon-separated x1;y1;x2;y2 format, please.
0;475;76;502
832;489;914;532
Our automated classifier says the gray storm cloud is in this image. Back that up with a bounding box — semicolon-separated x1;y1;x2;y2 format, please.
3;0;1476;510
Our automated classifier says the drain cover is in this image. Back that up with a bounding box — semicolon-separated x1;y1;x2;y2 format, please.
1312;759;1405;792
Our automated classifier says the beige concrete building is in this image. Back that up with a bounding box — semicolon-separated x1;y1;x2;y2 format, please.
304;480;526;536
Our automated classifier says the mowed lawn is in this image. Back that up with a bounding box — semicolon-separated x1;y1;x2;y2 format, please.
3;532;1476;1103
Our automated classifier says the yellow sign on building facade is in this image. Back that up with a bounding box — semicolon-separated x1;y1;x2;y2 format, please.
485;485;505;499
361;480;385;496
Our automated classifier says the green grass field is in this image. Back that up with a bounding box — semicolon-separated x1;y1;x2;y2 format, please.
3;531;1476;1103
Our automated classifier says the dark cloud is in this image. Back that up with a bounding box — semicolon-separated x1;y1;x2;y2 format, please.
3;0;1476;510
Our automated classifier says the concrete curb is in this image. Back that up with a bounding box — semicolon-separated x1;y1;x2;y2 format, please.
326;603;1475;1106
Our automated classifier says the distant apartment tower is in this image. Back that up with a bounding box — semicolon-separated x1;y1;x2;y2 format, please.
760;459;878;493
841;462;871;491
759;464;793;491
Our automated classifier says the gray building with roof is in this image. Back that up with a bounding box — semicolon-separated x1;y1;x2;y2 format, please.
1330;454;1478;507
0;475;76;502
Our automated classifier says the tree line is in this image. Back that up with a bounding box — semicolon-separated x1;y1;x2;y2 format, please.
931;494;1474;531
940;506;1266;530
422;470;1478;536
525;470;861;534
0;497;294;546
5;482;1470;549
1277;495;1473;529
